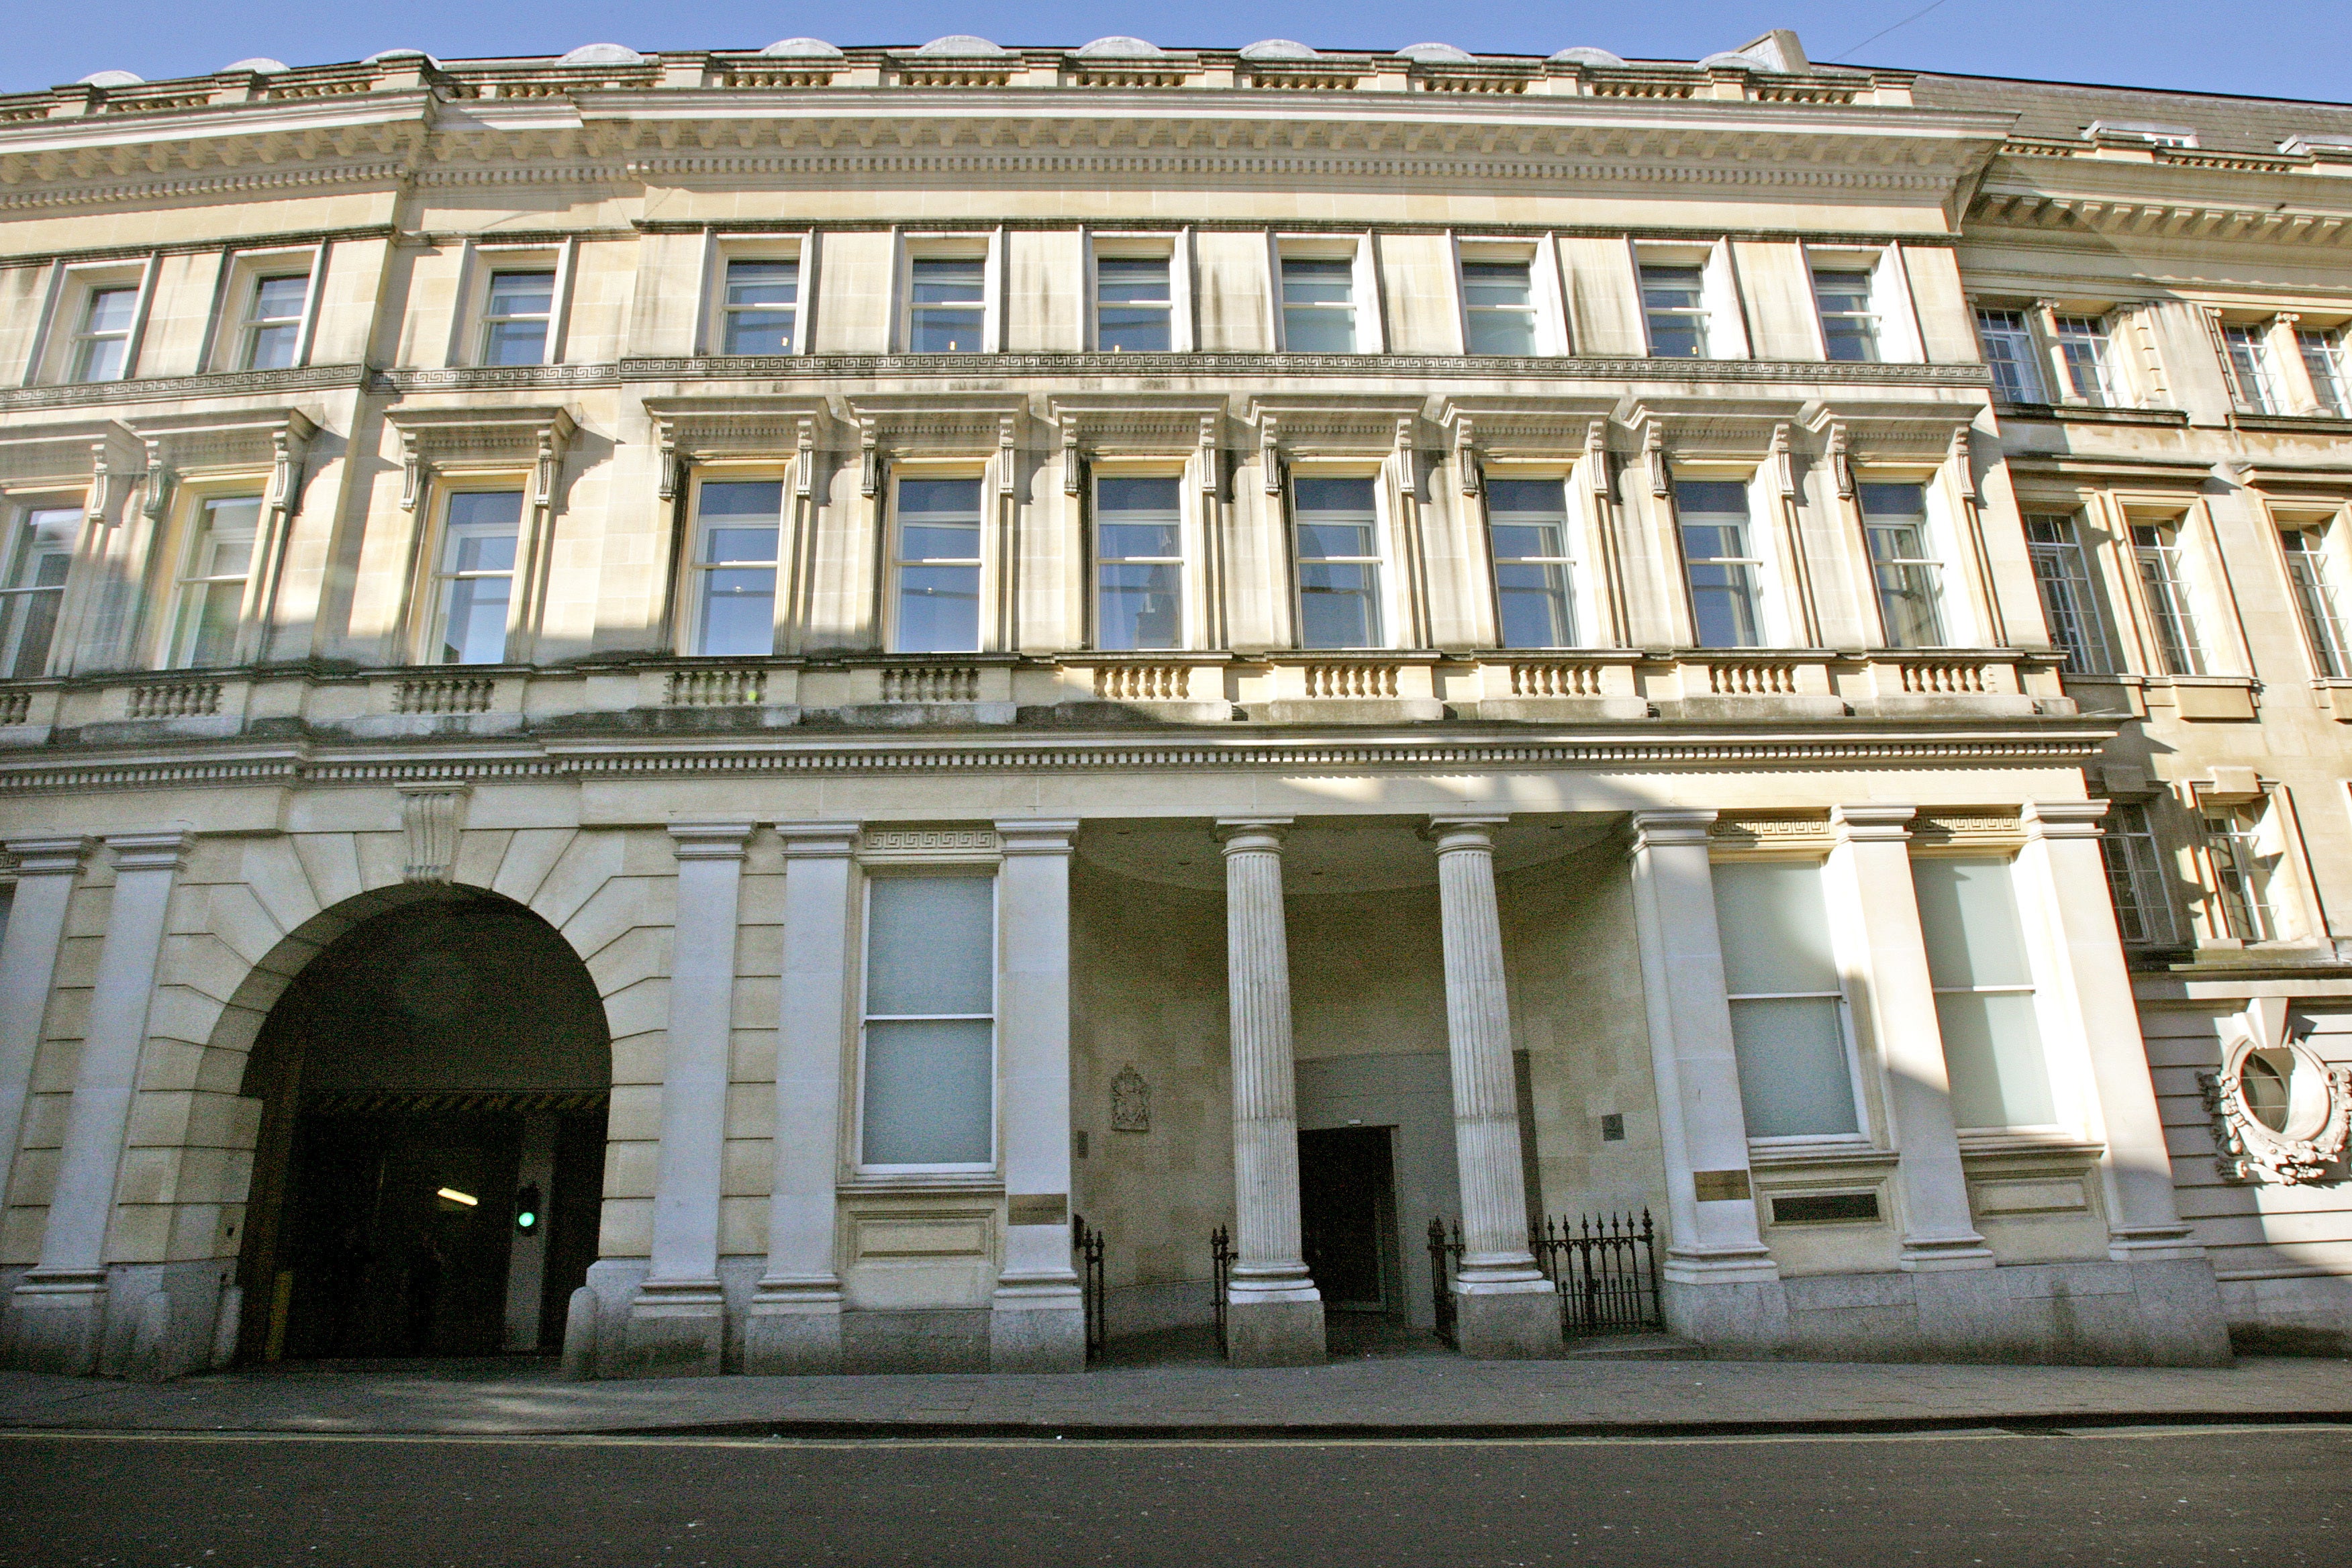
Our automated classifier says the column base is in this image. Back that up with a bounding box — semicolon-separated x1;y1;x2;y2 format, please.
743;1281;844;1376
989;1281;1087;1375
620;1277;726;1377
4;1270;107;1374
1455;1285;1565;1359
1898;1232;1997;1272
1661;1275;1792;1354
1226;1297;1325;1366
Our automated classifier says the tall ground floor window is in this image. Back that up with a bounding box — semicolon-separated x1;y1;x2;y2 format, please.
1913;857;2055;1128
1712;861;1859;1138
861;873;995;1168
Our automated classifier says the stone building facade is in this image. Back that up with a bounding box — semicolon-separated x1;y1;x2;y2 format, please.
0;28;2345;1379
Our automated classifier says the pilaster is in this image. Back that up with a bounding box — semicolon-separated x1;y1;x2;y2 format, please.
0;838;91;1220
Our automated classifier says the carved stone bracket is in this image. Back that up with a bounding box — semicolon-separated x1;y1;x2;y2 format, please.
2200;997;2352;1185
397;782;471;884
385;405;576;512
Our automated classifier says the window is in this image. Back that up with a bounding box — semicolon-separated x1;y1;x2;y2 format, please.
2202;809;2278;943
0;505;76;679
1280;257;1357;353
2222;324;2282;413
1814;269;1879;362
1641;264;1709;358
166;496;260;669
686;480;781;656
861;875;995;1167
907;256;985;352
1486;479;1575;648
1913;858;2056;1129
1976;309;2046;403
1712;862;1859;1139
720;259;797;355
240;275;308;371
430;491;522;665
2282;526;2352;677
480;271;555;366
2300;329;2350;417
1292;477;1383;648
1462;260;1538;356
2132;522;2204;675
1093;476;1183;650
891;477;984;652
1095;256;1172;352
1675;480;1762;648
2025;513;2112;674
2053;315;2116;405
1859;483;1944;648
2100;802;2179;946
70;286;138;383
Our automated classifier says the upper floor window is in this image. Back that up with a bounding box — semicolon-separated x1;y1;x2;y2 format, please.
721;260;798;355
1462;260;1538;356
1640;264;1710;359
2131;522;2204;675
861;873;995;1169
2222;323;2283;414
1280;257;1357;353
1975;308;2046;403
240;275;309;371
686;480;781;657
1813;268;1880;362
70;287;138;383
167;496;260;669
2300;328;2350;418
2052;315;2116;405
2280;524;2352;678
481;271;555;366
1292;477;1383;648
2024;513;2112;675
1095;256;1173;352
1485;479;1575;649
891;477;984;652
431;491;522;665
2100;802;2180;946
908;256;985;352
1712;861;1859;1140
0;505;76;680
1913;857;2056;1130
2202;805;2281;944
1094;476;1183;650
1674;479;1762;648
1859;483;1943;648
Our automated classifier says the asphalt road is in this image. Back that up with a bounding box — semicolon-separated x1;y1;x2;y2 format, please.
1;1424;2345;1567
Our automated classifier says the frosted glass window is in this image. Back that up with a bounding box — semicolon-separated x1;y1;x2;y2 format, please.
168;496;261;669
863;875;995;1167
1714;863;1859;1138
1913;858;2055;1128
689;481;780;656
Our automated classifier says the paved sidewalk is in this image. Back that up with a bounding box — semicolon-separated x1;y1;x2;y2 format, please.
4;1351;2351;1438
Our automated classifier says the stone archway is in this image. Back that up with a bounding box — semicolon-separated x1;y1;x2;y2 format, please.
230;885;611;1363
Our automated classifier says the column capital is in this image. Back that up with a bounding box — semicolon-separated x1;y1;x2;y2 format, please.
667;821;754;859
105;830;193;874
4;836;93;877
1426;813;1508;852
2022;799;2110;840
1628;809;1716;852
993;818;1080;856
776;822;861;859
1830;803;1918;844
1216;817;1293;854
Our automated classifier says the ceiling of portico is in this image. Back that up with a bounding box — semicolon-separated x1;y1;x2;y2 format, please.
1076;813;1618;893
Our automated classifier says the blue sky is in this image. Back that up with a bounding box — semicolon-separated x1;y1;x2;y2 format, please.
7;1;2345;103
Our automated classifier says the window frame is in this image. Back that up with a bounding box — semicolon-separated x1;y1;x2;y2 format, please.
853;863;1000;1176
1271;235;1383;354
160;489;266;671
67;280;142;384
1287;465;1398;650
1634;240;1751;362
1481;470;1583;650
1088;465;1193;652
1087;232;1193;354
885;464;991;654
2275;513;2352;679
449;240;574;369
2127;516;2208;676
1855;477;1949;650
679;470;787;658
1670;473;1773;650
1804;246;1924;366
1912;852;2065;1136
2051;312;2120;406
1974;305;2048;403
2023;510;2114;675
898;233;999;354
2220;320;2285;415
706;238;808;358
0;497;81;681
1710;854;1871;1148
420;485;528;667
203;244;327;374
1454;237;1565;358
2200;805;2280;944
2098;800;2181;947
2296;326;2350;417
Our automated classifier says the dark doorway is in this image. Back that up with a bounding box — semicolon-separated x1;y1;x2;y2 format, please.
1298;1126;1402;1317
236;891;611;1363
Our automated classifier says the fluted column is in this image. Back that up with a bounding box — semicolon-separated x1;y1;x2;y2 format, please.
1217;818;1323;1366
7;832;190;1373
1430;816;1561;1357
0;838;91;1225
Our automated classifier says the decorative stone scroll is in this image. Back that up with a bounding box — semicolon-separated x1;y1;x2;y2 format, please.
397;781;471;884
1110;1064;1150;1132
2200;997;2352;1185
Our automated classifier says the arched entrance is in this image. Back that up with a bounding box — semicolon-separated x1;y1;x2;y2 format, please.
234;888;610;1362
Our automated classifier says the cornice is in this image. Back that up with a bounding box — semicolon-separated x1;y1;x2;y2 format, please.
0;160;409;215
1967;176;2352;252
0;721;2115;797
0;364;368;414
615;352;1992;389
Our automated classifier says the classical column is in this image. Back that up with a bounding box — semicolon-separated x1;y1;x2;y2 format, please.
0;838;91;1222
623;822;752;1376
7;832;191;1373
1216;818;1323;1365
1428;815;1561;1357
1824;806;1993;1271
1626;812;1783;1349
989;819;1087;1372
744;822;859;1375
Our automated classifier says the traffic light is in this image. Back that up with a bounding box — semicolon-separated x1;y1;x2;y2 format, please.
513;1184;542;1234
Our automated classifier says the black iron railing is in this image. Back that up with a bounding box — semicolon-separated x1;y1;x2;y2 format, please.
1209;1224;1234;1357
1072;1214;1106;1361
1426;1217;1462;1348
1430;1209;1665;1345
